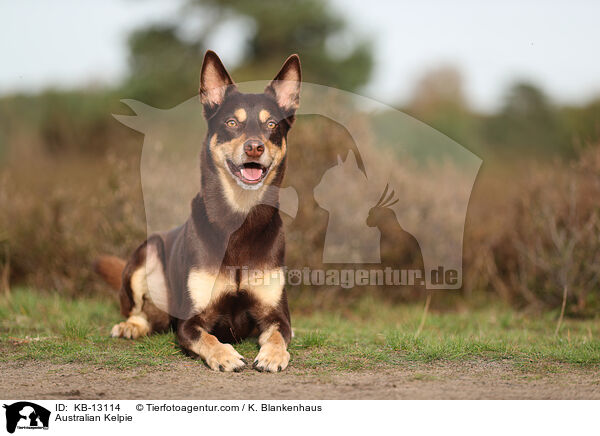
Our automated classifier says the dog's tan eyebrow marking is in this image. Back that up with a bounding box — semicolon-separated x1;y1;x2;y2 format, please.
259;109;270;123
234;108;247;122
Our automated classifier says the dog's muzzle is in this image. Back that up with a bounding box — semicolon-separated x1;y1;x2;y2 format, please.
226;159;270;186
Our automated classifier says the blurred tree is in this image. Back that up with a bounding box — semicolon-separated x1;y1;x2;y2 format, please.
405;66;476;147
409;66;466;114
122;25;204;106
561;98;600;150
485;82;570;156
121;0;373;106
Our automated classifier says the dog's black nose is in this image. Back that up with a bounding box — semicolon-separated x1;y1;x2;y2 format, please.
244;139;264;158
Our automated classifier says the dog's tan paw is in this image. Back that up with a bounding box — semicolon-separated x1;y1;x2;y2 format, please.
205;343;247;372
253;343;290;372
110;315;150;339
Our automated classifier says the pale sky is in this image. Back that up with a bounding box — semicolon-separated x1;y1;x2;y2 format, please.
1;0;600;111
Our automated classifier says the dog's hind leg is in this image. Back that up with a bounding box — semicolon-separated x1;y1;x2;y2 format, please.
111;236;171;339
110;262;153;339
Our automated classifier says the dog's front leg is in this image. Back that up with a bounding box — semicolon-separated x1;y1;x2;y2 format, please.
177;315;247;372
254;323;291;372
244;270;292;372
253;309;292;373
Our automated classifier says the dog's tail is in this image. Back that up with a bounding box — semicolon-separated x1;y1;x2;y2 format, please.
93;255;126;291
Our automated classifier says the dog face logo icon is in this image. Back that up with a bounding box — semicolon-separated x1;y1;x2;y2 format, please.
3;402;50;433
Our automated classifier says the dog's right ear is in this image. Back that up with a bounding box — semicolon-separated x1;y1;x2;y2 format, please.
199;50;237;118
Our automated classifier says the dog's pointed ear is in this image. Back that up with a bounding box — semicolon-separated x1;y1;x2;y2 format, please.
199;50;237;117
265;54;301;115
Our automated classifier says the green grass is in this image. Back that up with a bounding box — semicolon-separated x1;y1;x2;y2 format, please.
0;289;599;371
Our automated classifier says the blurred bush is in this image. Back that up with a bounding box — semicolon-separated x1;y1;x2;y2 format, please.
1;114;599;315
463;144;600;316
0;0;599;315
0;152;145;295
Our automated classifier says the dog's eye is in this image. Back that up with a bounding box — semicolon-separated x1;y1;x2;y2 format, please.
266;120;277;129
225;119;238;128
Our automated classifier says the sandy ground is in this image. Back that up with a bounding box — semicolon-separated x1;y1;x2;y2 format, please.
1;361;599;399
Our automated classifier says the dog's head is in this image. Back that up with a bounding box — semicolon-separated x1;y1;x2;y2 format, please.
199;51;301;193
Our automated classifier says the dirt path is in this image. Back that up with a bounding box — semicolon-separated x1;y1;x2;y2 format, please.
1;361;598;400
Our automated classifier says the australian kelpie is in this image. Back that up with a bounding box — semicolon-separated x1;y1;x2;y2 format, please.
95;51;301;372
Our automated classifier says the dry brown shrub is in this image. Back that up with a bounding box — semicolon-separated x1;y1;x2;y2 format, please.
1;110;598;316
463;145;600;316
0;150;145;295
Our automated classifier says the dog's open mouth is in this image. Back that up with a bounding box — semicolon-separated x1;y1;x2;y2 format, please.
226;160;269;185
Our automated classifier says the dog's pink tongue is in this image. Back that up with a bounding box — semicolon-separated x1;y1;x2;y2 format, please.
241;167;262;181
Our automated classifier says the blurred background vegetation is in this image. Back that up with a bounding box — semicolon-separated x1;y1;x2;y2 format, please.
0;0;599;317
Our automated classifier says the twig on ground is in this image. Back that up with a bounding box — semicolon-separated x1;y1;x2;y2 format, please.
555;285;568;335
1;242;10;297
415;292;432;339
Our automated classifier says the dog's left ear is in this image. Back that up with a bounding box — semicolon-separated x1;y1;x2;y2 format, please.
265;54;301;115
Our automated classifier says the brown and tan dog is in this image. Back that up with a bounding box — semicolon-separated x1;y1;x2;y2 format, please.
95;51;301;372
